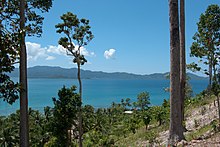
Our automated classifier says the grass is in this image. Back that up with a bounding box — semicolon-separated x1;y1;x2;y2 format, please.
115;123;168;147
115;127;147;147
185;123;213;141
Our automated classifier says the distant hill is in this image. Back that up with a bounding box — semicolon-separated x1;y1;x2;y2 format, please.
9;66;207;80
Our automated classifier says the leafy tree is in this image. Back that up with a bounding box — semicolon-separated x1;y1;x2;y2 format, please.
162;99;170;108
143;112;152;130
44;106;53;123
108;103;124;127
0;73;19;105
55;12;94;147
1;1;53;146
83;108;112;146
29;108;52;147
168;0;184;145
124;113;140;134
82;105;96;134
0;23;19;104
50;86;81;147
0;2;20;105
134;92;150;111
121;98;131;110
0;112;20;147
152;106;169;126
189;4;220;88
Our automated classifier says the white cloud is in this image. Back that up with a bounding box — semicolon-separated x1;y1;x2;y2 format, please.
46;56;56;60
47;45;66;55
26;42;47;61
104;48;116;59
26;42;95;62
47;44;95;57
26;42;56;61
79;46;95;57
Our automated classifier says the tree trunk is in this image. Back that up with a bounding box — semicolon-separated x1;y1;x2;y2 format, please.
19;0;29;146
168;0;184;145
180;0;186;131
213;58;217;83
67;129;71;147
208;57;213;89
77;62;83;147
217;96;220;126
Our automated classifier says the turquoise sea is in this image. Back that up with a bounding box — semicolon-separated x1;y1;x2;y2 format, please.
0;78;208;115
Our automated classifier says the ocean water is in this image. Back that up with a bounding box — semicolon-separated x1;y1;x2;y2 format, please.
0;78;208;115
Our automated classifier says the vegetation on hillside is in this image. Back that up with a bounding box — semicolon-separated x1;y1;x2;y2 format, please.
1;83;219;146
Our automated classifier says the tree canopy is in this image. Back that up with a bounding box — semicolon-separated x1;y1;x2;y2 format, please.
0;0;53;104
189;4;220;86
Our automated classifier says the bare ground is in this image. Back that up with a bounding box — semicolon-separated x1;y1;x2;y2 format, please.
139;101;220;146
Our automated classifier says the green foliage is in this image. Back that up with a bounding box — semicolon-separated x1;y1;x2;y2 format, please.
0;0;53;105
55;12;94;146
0;90;172;146
144;130;159;144
82;95;147;146
0;112;19;146
121;98;131;110
189;4;220;82
150;102;169;127
185;91;211;109
0;74;19;104
187;62;201;72
44;137;58;147
50;86;81;146
211;81;220;96
29;108;52;147
55;12;94;66
0;109;55;146
133;92;150;111
211;120;218;132
0;0;53;37
125;113;141;134
1;86;81;146
0;22;19;104
82;105;96;133
2;84;218;146
162;99;170;108
186;123;213;141
142;111;152;130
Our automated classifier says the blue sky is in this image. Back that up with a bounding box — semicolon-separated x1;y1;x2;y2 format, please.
25;0;220;75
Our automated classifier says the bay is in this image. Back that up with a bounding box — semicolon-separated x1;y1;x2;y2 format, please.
0;78;208;115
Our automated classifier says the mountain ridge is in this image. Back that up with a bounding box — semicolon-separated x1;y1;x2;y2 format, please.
8;66;207;80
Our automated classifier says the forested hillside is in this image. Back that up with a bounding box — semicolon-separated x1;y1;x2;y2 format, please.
9;66;207;80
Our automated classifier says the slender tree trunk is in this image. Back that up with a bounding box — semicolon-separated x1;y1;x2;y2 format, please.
67;129;70;147
168;0;184;145
69;129;72;146
208;56;213;89
180;0;186;131
212;39;216;83
19;0;29;146
77;62;83;147
213;58;217;83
